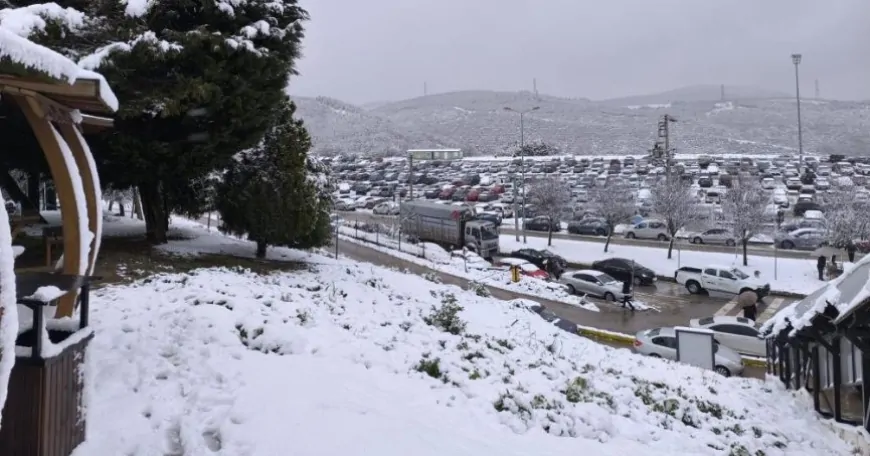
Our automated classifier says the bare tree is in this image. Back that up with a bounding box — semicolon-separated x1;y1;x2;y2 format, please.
721;176;769;266
589;184;636;253
822;189;860;248
526;176;571;246
650;175;701;259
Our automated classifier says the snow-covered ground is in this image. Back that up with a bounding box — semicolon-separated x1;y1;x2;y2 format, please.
71;222;854;455
499;236;830;296
336;225;618;311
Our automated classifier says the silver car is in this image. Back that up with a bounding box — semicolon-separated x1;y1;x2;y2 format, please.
633;327;745;377
774;227;827;250
624;219;670;241
687;228;736;246
558;269;626;301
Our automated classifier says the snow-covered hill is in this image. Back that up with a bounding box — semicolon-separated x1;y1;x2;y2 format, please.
600;85;791;106
74;257;853;454
292;89;870;157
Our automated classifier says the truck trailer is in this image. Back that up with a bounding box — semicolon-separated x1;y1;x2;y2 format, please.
400;200;499;259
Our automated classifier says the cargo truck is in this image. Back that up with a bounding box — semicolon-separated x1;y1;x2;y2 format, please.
400;200;499;259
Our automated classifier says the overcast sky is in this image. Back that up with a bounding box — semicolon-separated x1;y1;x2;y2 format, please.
291;0;870;104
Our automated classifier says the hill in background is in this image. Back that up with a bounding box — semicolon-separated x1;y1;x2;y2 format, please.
291;86;870;157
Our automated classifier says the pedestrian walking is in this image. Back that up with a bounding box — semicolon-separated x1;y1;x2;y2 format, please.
621;279;635;311
847;242;857;263
817;255;827;281
738;289;759;321
776;209;784;228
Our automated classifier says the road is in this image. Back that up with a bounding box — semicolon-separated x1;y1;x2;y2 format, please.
334;236;796;336
337;211;818;260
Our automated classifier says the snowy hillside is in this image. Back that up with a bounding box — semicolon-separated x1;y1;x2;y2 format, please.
292;89;870;157
74;258;852;454
290;95;456;156
600;85;791;106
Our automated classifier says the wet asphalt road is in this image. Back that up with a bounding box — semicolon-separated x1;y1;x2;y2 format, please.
338;211;822;260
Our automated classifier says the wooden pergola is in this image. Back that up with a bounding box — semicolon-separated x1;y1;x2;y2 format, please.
1;72;116;316
0;32;117;456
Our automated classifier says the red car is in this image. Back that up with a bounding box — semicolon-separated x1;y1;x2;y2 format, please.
496;258;550;280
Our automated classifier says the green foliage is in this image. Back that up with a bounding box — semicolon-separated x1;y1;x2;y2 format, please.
215;99;332;258
10;0;310;242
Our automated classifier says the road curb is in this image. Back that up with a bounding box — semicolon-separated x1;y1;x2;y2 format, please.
576;326;768;368
562;260;808;299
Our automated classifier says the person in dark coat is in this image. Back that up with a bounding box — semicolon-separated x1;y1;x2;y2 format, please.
847;242;857;263
738;290;759;321
776;209;784;228
621;279;635;311
817;255;827;281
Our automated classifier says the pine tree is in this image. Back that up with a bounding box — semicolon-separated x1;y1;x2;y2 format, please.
215;100;332;258
5;0;309;243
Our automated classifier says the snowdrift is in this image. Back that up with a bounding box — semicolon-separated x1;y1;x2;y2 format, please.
73;261;852;455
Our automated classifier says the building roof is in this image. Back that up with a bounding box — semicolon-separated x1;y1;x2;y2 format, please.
762;255;870;338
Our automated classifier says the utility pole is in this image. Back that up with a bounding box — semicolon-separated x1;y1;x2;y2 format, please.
533;78;538;99
504;106;540;243
423;82;427;96
720;84;725;101
791;54;804;169
815;79;820;99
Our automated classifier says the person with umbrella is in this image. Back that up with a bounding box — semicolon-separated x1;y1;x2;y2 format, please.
738;289;759;321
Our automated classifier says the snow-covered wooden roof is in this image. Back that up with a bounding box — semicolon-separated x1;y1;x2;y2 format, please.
0;11;117;114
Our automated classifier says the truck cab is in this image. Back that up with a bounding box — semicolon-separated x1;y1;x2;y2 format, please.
675;264;770;297
464;220;499;258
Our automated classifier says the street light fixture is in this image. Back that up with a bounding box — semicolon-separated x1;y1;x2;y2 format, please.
791;53;804;170
504;106;539;243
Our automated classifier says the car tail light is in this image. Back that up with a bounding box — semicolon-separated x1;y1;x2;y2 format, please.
633;339;642;347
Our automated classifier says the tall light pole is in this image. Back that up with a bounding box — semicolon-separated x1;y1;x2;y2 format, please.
791;53;804;170
504;106;539;243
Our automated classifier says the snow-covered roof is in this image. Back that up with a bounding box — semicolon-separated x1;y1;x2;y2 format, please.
762;254;870;338
0;7;118;113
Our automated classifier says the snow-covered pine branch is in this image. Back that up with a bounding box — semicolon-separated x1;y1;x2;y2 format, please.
526;176;571;246
650;174;702;259
589;183;636;252
721;176;768;266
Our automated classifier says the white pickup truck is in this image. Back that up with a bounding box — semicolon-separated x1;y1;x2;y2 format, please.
674;264;771;297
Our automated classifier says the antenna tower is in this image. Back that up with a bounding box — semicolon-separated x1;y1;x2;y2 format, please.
815;79;820;99
720;84;725;101
650;114;678;172
533;78;538;99
423;82;428;96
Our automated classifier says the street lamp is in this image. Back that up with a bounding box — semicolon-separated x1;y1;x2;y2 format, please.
504;106;539;243
791;53;804;170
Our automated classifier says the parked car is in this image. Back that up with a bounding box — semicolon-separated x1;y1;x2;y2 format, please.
558;269;626;301
793;201;823;217
675;264;770;297
624;220;669;241
507;248;567;278
685;228;736;246
373;201;400;215
567;218;609;236
774;228;827;250
590;258;656;286
474;212;502;227
633;327;744;377
524;215;561;232
688;316;766;357
494;258;549;280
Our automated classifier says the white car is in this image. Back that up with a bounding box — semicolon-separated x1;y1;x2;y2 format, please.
689;316;766;357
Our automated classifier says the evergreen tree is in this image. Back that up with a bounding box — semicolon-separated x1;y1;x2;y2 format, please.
215;100;332;258
6;0;309;243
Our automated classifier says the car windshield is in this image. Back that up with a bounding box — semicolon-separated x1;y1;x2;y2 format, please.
480;225;499;240
730;268;749;279
597;273;617;283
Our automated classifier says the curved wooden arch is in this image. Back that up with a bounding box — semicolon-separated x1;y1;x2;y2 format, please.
12;94;102;318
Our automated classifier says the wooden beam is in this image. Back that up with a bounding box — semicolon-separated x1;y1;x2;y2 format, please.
57;123;101;276
13;94;87;318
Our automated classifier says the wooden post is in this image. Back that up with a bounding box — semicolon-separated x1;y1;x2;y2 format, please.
13;95;87;318
58;122;102;276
